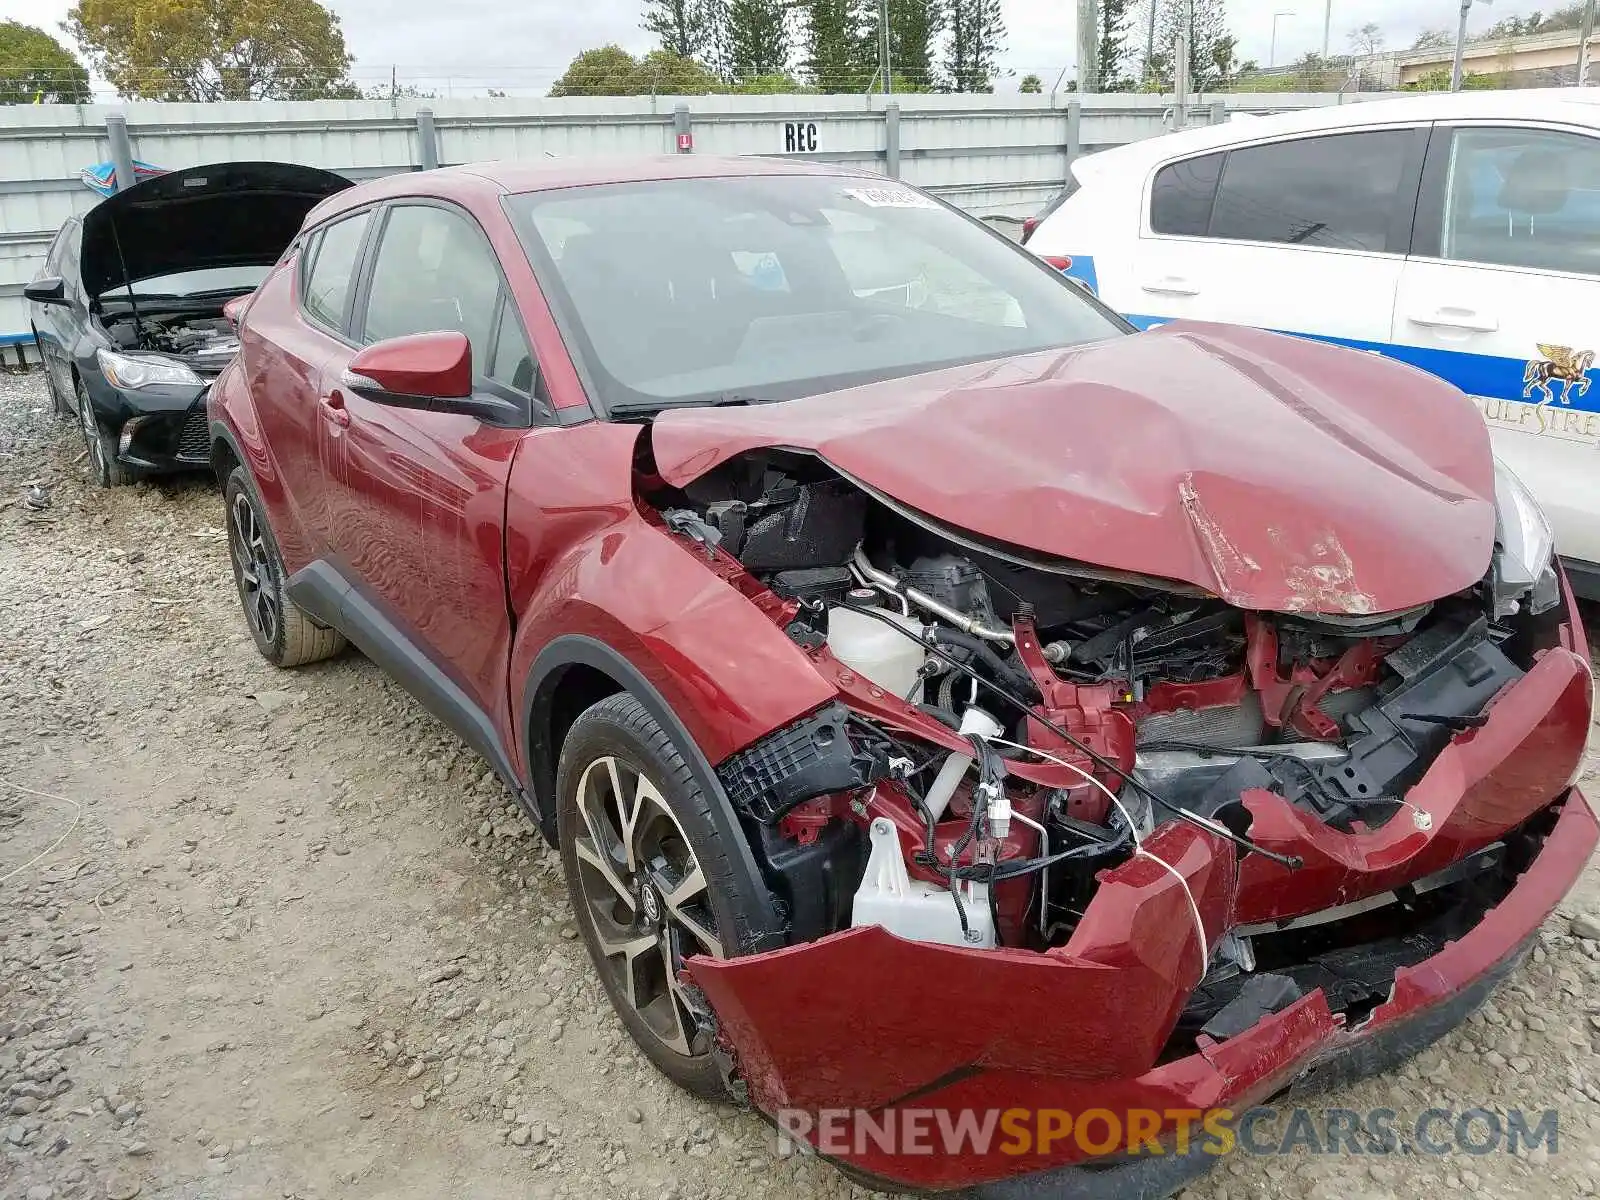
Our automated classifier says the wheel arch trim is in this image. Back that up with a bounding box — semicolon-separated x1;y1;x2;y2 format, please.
522;634;784;953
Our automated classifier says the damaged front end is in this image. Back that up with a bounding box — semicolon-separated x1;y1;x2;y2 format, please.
642;440;1594;1194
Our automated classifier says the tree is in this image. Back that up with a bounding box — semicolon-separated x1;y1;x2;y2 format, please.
1098;0;1135;90
66;0;356;101
0;20;92;104
945;0;1005;92
1410;28;1452;50
549;45;643;95
548;46;720;96
724;0;791;80
799;0;872;91
1292;50;1338;90
1154;0;1229;91
888;0;942;91
1347;21;1383;58
1019;71;1042;92
635;48;721;92
643;0;715;62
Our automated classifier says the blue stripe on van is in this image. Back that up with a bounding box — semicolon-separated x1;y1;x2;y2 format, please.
1124;316;1600;417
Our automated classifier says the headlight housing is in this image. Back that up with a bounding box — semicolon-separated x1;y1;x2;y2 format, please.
97;347;203;390
1491;458;1559;617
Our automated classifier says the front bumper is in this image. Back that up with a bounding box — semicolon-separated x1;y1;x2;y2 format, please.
81;363;212;474
689;633;1596;1195
116;397;212;472
712;789;1595;1196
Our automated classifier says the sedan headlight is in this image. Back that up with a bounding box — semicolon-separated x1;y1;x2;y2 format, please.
1491;458;1558;616
97;347;203;390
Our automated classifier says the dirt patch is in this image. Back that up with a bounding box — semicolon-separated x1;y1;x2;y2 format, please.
1;367;1598;1200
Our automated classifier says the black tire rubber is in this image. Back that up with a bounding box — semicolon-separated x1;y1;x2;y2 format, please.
556;692;784;1100
77;377;134;488
223;465;346;668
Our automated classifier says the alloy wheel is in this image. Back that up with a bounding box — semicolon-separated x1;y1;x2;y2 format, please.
569;755;725;1057
77;385;106;482
229;491;281;648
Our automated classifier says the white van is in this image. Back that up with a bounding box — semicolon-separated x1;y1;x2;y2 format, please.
1026;90;1600;597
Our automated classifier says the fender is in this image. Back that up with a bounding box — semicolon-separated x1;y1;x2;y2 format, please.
520;634;785;953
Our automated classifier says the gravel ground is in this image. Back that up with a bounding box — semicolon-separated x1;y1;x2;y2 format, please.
1;364;1598;1200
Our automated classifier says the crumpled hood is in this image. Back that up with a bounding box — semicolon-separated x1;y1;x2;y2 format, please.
651;322;1498;615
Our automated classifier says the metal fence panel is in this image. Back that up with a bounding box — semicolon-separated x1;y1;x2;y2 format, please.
0;91;1377;355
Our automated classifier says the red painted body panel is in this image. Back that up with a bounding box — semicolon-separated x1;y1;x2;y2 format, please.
689;788;1597;1191
502;423;838;771
651;322;1497;614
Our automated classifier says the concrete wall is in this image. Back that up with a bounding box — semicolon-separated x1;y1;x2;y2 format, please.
0;90;1382;358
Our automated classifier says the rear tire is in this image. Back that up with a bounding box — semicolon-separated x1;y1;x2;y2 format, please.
77;377;134;488
224;466;346;668
557;693;783;1100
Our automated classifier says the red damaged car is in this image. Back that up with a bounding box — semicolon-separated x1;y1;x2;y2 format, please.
209;155;1595;1196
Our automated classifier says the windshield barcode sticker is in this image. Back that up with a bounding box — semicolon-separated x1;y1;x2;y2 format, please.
842;186;938;209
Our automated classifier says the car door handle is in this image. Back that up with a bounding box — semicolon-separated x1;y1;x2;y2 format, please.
1140;276;1201;297
318;392;351;428
1406;307;1499;334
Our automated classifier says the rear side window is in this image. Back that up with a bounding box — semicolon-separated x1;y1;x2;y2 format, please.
1151;152;1224;236
1435;127;1600;276
302;212;370;331
1208;130;1413;253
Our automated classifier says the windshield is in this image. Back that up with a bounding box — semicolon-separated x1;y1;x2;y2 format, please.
505;175;1124;413
123;265;271;299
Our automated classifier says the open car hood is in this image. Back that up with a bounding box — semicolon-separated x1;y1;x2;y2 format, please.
80;161;351;299
650;322;1498;615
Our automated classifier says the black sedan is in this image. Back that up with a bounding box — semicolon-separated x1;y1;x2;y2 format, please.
26;162;349;486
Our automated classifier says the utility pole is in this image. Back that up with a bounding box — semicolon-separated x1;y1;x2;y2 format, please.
1174;0;1192;126
1578;0;1596;86
880;0;894;93
1452;0;1492;91
1077;0;1100;93
1145;0;1157;85
1322;0;1332;56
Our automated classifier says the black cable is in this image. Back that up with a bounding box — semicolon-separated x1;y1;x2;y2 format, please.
835;599;1303;870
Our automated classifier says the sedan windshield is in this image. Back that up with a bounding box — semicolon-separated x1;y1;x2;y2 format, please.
126;265;271;298
505;175;1124;413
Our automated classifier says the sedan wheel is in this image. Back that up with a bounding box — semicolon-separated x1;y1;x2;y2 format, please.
76;379;131;487
556;693;785;1098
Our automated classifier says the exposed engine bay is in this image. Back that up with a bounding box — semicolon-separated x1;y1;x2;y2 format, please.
647;445;1570;1045
103;310;240;375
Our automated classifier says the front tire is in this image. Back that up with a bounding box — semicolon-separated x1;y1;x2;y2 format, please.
557;693;783;1099
77;378;133;488
224;466;346;668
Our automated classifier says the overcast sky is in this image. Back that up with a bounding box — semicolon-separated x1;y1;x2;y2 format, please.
2;0;1562;97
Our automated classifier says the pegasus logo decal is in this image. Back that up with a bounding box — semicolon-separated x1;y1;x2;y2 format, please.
1522;344;1594;407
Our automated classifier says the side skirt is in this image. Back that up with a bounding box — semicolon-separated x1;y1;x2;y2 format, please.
286;561;531;811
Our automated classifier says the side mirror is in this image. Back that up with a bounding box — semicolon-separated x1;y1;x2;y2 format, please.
343;330;522;425
24;277;68;307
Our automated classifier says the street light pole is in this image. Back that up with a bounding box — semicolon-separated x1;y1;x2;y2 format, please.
1452;0;1492;91
1271;11;1295;67
1322;0;1332;56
